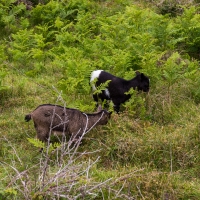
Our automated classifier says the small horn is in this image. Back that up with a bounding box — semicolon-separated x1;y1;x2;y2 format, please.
96;105;103;112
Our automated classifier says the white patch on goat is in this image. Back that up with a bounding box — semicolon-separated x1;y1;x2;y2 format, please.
90;70;103;91
105;89;110;98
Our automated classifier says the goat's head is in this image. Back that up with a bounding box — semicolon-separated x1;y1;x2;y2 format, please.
135;71;150;92
96;105;111;125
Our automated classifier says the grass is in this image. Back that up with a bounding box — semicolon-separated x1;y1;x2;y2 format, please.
1;0;200;199
1;65;200;199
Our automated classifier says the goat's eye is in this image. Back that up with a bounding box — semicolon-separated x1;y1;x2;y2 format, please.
44;113;50;117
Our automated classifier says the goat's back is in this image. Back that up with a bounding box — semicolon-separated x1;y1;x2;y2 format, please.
30;104;83;131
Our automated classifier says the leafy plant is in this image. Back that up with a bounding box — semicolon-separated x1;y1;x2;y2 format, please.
0;187;17;200
124;88;147;118
0;69;9;100
2;1;200;199
8;28;52;74
0;0;27;35
172;6;200;59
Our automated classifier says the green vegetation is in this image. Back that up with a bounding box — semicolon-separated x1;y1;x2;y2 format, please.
1;0;200;199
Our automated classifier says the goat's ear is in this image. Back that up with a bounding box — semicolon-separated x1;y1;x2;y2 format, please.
140;73;148;80
135;71;141;76
96;105;103;112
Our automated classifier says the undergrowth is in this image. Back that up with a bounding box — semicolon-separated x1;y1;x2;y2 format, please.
1;0;200;199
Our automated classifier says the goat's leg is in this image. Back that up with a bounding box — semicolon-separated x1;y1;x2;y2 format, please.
112;98;122;113
36;128;49;152
114;105;120;113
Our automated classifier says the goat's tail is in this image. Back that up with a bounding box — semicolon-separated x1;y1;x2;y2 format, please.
25;114;32;122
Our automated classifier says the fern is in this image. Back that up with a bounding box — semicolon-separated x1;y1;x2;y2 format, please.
27;138;45;149
27;138;61;153
173;6;200;58
92;80;111;96
124;88;146;118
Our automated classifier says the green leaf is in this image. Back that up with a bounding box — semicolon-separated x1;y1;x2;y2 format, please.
27;138;45;149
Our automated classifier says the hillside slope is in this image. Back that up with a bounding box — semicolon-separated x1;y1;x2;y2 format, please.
1;0;200;199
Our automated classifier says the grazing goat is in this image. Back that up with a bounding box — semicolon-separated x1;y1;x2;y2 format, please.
90;70;150;113
25;104;111;144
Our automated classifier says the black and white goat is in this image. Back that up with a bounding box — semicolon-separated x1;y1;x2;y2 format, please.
90;70;150;113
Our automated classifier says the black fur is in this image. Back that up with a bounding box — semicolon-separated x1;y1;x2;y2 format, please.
91;71;150;113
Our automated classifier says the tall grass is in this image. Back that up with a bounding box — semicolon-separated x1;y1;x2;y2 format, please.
1;0;200;199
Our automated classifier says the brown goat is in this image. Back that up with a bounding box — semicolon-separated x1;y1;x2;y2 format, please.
25;104;111;143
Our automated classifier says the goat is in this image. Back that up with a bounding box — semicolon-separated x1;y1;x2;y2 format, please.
90;70;150;113
25;104;111;146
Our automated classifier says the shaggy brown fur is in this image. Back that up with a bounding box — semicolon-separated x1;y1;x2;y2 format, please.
25;104;111;143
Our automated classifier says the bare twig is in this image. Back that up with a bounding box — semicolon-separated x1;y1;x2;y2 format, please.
3;136;23;166
1;96;136;199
